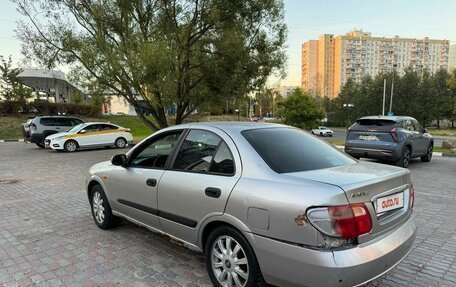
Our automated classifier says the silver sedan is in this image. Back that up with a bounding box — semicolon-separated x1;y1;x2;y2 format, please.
86;122;416;287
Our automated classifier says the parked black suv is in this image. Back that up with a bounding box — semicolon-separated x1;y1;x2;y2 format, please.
21;116;84;148
345;116;433;168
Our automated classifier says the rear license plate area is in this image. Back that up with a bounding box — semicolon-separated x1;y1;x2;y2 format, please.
376;192;404;215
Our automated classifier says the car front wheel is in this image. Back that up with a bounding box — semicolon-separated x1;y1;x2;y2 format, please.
421;144;433;162
64;140;78;152
90;185;119;229
205;226;265;287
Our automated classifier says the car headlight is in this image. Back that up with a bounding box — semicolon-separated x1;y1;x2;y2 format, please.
52;136;65;141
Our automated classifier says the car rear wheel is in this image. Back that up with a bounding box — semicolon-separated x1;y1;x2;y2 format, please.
36;143;45;148
320;132;323;136
90;185;120;229
205;226;265;287
421;144;433;162
396;146;411;168
64;140;78;152
114;137;127;149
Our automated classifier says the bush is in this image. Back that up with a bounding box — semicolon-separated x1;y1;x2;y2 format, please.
0;100;22;115
32;101;101;117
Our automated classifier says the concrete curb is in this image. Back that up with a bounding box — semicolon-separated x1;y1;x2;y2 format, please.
0;139;24;143
334;145;456;157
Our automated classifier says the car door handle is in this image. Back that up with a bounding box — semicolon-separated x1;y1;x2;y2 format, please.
146;178;157;187
205;187;221;198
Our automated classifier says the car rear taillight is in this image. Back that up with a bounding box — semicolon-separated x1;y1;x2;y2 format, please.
29;123;37;130
390;128;399;142
409;184;414;209
307;204;372;239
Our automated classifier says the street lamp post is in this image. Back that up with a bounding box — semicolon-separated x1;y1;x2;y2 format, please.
343;103;354;130
235;109;240;121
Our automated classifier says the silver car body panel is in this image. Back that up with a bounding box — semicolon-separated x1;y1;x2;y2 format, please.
253;214;416;287
87;122;416;287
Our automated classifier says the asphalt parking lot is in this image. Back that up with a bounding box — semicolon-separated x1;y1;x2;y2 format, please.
1;142;456;287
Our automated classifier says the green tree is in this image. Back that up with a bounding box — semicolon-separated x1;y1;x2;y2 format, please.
277;88;325;129
14;0;287;131
0;55;33;111
432;69;451;128
447;69;456;127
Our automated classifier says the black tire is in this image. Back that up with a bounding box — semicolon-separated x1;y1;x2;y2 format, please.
421;144;433;162
311;131;315;135
329;134;333;137
114;137;127;149
396;146;411;168
36;143;45;148
89;185;120;229
320;132;323;136
205;226;266;287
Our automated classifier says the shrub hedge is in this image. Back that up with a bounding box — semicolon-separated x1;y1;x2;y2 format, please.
0;100;101;117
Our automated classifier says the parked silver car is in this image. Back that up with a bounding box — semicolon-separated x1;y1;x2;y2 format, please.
86;122;416;287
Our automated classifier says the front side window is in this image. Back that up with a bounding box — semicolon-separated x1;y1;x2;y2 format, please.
243;128;356;173
70;118;84;126
83;125;99;133
130;131;183;168
172;130;222;172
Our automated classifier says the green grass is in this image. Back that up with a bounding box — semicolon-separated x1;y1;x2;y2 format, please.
427;128;456;137
434;146;456;154
0;116;28;140
322;137;346;146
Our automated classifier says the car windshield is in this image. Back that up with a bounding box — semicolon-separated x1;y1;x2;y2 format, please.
242;128;356;173
319;126;327;129
66;123;85;133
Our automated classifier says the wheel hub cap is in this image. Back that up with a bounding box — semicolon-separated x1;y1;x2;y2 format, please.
92;192;105;224
211;236;249;287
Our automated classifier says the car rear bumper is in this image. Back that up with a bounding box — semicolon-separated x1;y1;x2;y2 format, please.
345;146;400;160
252;214;416;287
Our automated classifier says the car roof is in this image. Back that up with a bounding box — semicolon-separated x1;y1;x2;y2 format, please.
36;115;81;118
356;115;415;122
82;122;121;126
167;121;287;134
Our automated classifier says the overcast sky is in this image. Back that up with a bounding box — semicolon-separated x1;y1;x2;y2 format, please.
1;0;456;86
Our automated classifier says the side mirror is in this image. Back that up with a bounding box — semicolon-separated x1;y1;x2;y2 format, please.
111;154;127;166
79;129;87;134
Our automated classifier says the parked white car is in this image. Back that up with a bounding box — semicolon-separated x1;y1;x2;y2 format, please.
45;122;133;152
311;126;334;137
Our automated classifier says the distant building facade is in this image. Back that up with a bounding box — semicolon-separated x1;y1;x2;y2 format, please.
302;30;450;98
17;68;85;102
277;85;299;99
449;44;456;72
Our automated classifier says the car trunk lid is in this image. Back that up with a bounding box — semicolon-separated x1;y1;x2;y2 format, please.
287;161;413;243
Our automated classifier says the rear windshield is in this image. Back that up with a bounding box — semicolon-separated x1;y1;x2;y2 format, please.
242;128;356;173
351;119;396;131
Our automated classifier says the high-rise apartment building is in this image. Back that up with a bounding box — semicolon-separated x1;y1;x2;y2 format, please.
302;30;450;98
449;44;456;72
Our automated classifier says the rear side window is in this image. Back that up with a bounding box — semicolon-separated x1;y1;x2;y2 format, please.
242;128;355;173
172;130;221;172
99;124;118;130
53;118;71;126
40;118;55;126
351;119;397;131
